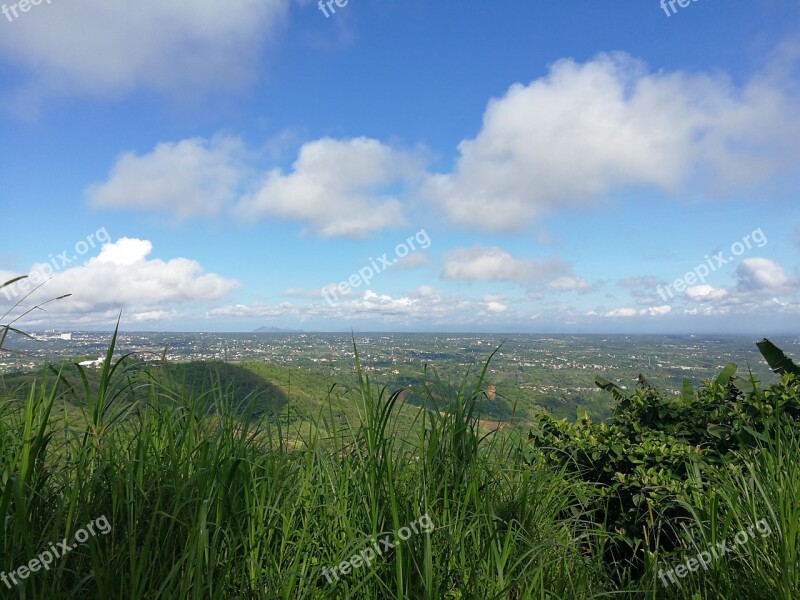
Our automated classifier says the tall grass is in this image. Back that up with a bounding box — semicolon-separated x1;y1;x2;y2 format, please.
638;428;800;600
0;333;797;599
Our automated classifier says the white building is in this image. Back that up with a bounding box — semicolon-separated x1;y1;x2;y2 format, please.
78;357;104;368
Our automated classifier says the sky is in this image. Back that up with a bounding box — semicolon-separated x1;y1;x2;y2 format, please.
1;0;799;334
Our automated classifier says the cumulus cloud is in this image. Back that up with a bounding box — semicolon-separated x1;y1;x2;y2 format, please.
86;45;800;238
128;309;181;323
644;305;672;316
0;0;289;107
630;258;799;321
87;136;426;237
441;247;568;282
427;52;800;230
736;258;792;292
14;238;238;324
486;300;508;313
640;257;799;320
86;137;248;219
605;305;671;318
686;285;728;302
236;138;425;237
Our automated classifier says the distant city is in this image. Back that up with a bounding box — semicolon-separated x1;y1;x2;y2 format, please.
4;331;797;420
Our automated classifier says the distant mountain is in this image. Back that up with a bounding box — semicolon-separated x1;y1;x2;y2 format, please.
253;326;304;333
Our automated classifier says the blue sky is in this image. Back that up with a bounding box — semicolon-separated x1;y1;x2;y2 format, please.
1;0;798;333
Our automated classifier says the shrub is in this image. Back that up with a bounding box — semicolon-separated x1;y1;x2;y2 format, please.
527;339;800;578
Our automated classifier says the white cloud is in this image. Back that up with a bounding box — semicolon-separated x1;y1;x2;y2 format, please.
650;259;798;319
605;305;671;318
427;52;800;230
486;301;507;313
208;291;423;321
15;238;238;323
87;135;425;237
441;247;567;282
128;309;181;323
736;258;792;292
236;137;425;238
85;48;800;238
86;137;247;219
0;0;289;106
686;285;728;302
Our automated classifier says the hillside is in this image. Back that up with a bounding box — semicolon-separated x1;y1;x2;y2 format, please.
1;336;799;597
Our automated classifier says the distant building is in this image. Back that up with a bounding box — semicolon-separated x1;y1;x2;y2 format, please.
78;357;104;368
59;333;72;341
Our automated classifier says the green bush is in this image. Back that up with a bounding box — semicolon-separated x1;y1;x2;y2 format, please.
527;340;800;576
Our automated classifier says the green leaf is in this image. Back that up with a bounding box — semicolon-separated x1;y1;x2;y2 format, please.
714;362;738;387
707;424;731;439
596;377;630;402
756;339;800;376
732;377;755;393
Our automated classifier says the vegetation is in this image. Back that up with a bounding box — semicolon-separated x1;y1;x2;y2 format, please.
528;350;800;582
1;276;71;353
0;325;798;598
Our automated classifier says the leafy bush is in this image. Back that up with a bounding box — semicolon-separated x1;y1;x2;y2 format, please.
527;339;800;576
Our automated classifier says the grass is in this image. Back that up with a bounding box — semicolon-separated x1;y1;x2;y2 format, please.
0;332;798;599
